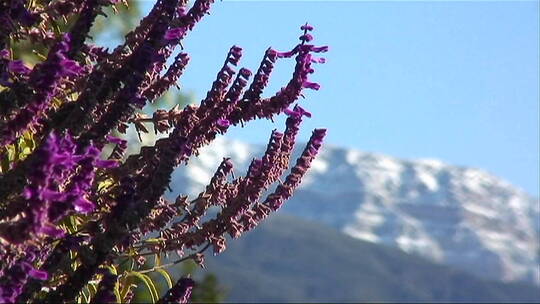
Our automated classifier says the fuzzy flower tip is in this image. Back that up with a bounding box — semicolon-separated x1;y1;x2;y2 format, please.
301;23;314;31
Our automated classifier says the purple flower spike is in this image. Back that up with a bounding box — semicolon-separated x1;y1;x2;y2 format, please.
8;60;31;75
0;16;329;304
165;27;185;41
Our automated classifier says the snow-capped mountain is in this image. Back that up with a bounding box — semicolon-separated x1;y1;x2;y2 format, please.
168;136;540;285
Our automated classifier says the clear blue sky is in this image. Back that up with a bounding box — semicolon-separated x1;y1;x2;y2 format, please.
134;1;539;196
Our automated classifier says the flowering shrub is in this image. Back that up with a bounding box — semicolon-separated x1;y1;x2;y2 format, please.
0;0;327;303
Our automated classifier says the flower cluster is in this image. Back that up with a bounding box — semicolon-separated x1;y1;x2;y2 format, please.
0;1;328;303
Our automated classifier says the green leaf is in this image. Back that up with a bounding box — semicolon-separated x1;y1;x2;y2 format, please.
1;153;10;173
79;288;90;304
156;268;173;289
154;253;161;267
23;132;35;150
120;283;137;302
114;281;122;303
97;178;115;193
87;282;98;298
106;265;118;275
127;271;159;303
144;238;163;244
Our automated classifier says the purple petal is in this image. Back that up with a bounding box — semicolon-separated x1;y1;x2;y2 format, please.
60;59;83;76
95;159;119;168
299;34;314;42
0;49;10;58
29;268;49;280
301;24;314;31
310;46;329;53
8;60;31;75
311;57;326;64
217;119;230;128
40;225;65;238
283;108;296;117
23;187;36;199
40;189;66;201
302;81;320;90
106;135;127;145
73;197;95;213
164;27;185;41
130;95;146;108
294;105;312;118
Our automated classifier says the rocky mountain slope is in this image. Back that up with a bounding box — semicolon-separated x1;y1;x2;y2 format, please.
168;137;540;285
202;214;540;302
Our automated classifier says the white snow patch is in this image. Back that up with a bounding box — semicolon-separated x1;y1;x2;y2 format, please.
346;150;362;165
344;227;380;243
416;169;439;191
310;158;329;173
187;166;212;185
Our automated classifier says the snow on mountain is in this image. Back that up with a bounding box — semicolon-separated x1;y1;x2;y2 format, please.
169;136;540;285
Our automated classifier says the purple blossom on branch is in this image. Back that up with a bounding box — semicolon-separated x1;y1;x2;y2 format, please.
0;1;328;303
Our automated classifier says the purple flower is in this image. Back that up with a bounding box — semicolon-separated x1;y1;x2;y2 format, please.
311;56;326;64
106;135;127;145
0;49;10;58
302;81;320;90
73;197;95;214
95;159;120;168
28;269;48;281
130;95;147;108
60;59;83;77
8;60;31;75
0;12;330;303
39;225;65;238
284;105;312;118
300;33;314;42
164;27;185;41
217;119;230;127
301;23;314;31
